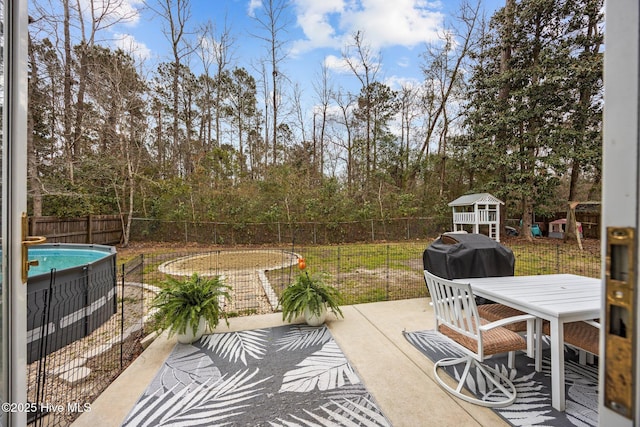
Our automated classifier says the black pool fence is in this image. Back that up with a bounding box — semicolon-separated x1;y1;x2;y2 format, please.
26;237;601;426
27;257;147;427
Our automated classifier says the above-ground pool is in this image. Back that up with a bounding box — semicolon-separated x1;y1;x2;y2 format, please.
28;246;112;277
26;243;117;363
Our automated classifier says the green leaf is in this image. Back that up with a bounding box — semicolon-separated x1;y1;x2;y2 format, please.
151;273;231;337
279;272;343;323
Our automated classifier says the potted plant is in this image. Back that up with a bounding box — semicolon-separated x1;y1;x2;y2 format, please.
151;273;231;343
279;258;343;326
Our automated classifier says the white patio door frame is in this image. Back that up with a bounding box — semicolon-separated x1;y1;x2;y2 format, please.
2;1;29;426
600;1;640;426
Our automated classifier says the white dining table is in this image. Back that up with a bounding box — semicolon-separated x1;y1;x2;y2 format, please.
454;273;601;411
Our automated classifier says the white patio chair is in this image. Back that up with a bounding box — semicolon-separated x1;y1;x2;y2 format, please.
424;270;536;407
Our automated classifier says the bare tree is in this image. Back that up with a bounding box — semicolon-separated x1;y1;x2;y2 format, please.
312;61;333;180
227;67;258;178
146;0;197;177
197;21;216;152
29;0;139;186
198;17;236;148
331;89;357;191
250;0;291;166
342;31;380;179
411;0;482;188
256;60;271;166
397;83;421;189
290;83;306;143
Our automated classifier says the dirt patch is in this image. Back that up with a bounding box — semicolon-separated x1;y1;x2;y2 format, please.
160;250;298;275
151;250;299;316
115;242;296;262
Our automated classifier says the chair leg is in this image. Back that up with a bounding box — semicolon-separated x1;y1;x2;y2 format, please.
578;350;596;365
507;351;515;369
535;318;543;372
579;350;587;365
434;356;518;408
525;319;535;358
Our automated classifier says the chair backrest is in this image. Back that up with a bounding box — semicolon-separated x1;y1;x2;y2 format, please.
424;270;483;353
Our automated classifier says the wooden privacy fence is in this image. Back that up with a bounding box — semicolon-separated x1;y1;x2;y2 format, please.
29;215;124;245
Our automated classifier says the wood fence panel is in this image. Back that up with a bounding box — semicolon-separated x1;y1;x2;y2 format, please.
30;215;124;245
575;212;600;239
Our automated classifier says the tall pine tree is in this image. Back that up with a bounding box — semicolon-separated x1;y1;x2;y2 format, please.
461;0;603;238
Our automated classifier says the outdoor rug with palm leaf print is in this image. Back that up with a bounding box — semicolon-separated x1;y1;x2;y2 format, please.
404;329;598;427
122;324;391;426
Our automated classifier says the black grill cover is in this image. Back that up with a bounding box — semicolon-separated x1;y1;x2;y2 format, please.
423;233;515;279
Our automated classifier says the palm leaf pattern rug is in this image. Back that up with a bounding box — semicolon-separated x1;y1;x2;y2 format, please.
123;324;391;426
404;330;598;427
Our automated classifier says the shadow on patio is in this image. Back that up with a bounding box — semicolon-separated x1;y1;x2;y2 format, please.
71;298;508;427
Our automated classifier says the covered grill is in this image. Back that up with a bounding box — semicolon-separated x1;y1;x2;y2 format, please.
422;233;515;280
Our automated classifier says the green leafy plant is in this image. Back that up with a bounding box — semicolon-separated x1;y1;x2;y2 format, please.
151;273;231;337
279;271;343;323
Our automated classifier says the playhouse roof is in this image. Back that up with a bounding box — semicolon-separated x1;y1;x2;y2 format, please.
550;218;581;225
448;193;504;207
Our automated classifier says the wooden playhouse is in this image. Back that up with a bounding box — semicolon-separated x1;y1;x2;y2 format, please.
548;218;583;239
448;193;504;241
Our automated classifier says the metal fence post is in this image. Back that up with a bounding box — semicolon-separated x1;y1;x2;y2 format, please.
337;246;341;287
184;220;188;243
313;223;317;245
386;245;390;300
83;266;90;337
371;220;375;241
120;263;125;369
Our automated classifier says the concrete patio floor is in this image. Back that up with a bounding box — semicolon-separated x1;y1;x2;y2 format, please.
72;298;509;427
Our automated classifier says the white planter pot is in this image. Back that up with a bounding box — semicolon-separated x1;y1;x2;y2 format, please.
304;305;327;326
176;317;208;344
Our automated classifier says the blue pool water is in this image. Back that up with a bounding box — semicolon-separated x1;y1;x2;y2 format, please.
28;247;109;277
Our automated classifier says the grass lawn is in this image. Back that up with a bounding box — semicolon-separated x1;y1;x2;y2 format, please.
115;237;601;307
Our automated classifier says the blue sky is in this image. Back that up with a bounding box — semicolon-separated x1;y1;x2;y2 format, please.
109;0;504;97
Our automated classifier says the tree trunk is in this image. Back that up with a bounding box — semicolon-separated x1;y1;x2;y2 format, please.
522;196;534;241
63;0;75;183
27;34;42;216
499;0;515;100
564;163;581;243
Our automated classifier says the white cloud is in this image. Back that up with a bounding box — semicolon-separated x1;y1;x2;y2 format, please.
342;0;444;48
290;0;444;55
323;54;350;73
384;75;421;91
199;36;222;62
247;0;263;17
323;102;354;118
114;33;152;61
77;0;144;27
323;54;377;75
397;56;411;68
290;0;346;54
